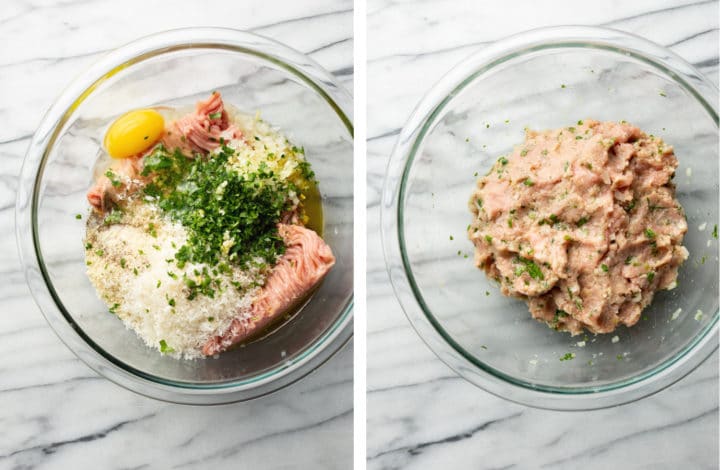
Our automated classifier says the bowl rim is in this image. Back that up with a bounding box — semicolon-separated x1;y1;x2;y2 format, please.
381;25;719;411
15;27;354;405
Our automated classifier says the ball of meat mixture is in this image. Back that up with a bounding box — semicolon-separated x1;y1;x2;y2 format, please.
468;120;688;335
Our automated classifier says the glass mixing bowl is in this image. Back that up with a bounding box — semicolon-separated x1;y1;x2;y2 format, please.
16;28;353;404
382;26;718;410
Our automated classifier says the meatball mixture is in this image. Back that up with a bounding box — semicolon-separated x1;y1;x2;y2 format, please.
468;120;688;334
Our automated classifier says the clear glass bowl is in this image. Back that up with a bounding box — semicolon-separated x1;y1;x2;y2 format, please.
382;26;718;410
16;28;353;404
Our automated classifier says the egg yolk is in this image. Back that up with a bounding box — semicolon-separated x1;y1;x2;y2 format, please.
104;109;165;158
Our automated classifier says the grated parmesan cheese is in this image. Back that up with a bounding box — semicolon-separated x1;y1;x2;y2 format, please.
86;203;262;359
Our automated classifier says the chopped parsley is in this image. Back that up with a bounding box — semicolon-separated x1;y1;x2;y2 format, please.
623;199;636;212
644;228;656;239
523;178;534;187
105;169;121;188
108;303;120;314
208;112;222;120
647;271;655;283
601;264;609;272
576;216;589;227
713;224;718;239
514;257;544;280
159;340;175;354
559;352;575;361
119;258;126;269
499;156;509;165
485;235;493;243
75;214;82;220
103;208;123;225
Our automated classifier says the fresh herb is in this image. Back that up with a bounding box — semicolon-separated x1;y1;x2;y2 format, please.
625;256;633;265
644;228;656;239
552;309;568;327
659;90;667;97
208;112;222;120
713;224;718;239
523;178;534;187
133;268;139;276
108;303;120;314
95;249;105;257
103;208;123;225
515;257;544;280
519;149;527;157
577;120;583;125
166;295;176;307
147;223;157;238
449;235;454;241
485;235;493;243
105;169;121;188
120;258;126;269
561;84;566;89
75;214;82;220
208;317;215;322
499;156;509;165
576;216;589;227
647;271;655;283
159;340;175;354
623;199;636;212
559;352;575;361
601;264;609;272
85;242;93;250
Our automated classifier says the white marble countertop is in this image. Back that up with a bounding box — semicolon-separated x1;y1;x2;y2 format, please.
0;1;352;469
367;1;718;469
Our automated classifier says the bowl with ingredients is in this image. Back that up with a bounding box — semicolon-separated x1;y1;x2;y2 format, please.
382;26;718;410
16;28;353;404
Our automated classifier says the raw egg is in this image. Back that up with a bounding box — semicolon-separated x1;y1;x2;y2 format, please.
104;109;165;158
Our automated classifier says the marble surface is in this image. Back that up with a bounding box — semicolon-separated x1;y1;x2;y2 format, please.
367;1;719;469
0;1;352;469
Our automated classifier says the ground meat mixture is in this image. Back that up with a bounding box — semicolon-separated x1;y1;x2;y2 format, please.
468;120;688;335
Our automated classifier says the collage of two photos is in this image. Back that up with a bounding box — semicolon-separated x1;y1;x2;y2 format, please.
1;0;719;468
